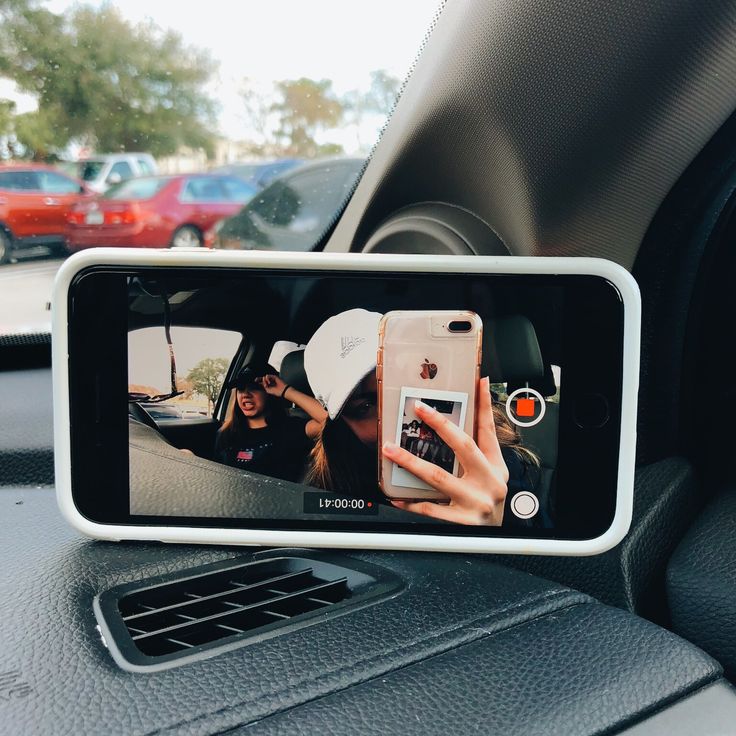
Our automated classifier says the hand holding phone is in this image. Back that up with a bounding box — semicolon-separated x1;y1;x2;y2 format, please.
377;310;482;502
384;377;510;525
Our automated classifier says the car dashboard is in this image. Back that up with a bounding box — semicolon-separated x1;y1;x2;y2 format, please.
2;364;736;735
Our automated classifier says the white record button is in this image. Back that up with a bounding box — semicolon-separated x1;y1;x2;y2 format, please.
510;491;539;519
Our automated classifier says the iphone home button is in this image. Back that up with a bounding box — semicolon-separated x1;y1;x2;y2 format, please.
510;491;539;519
573;392;610;429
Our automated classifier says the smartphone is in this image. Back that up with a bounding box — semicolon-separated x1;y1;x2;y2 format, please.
53;249;640;556
378;310;482;501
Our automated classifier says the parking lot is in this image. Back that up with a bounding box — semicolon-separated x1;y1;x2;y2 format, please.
0;257;62;334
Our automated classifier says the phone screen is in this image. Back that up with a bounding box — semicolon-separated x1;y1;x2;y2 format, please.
67;266;625;541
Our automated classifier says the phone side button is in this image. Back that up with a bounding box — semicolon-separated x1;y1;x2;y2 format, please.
572;392;610;429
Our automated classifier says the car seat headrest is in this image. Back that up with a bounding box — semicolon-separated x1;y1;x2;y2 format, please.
279;349;312;396
506;363;558;398
483;315;545;383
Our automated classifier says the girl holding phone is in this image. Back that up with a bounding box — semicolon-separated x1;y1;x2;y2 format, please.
303;309;540;527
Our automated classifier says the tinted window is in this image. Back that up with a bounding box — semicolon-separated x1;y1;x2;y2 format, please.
249;181;289;222
38;171;81;194
78;161;105;181
0;170;41;190
221;177;257;203
270;164;361;230
108;161;134;181
181;177;226;202
104;177;171;200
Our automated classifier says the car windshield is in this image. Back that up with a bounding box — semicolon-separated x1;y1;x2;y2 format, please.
104;177;171;200
0;0;441;335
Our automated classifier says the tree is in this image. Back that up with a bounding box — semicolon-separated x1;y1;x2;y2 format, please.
271;78;344;158
0;98;14;136
341;69;401;151
0;98;16;158
0;2;218;158
365;69;401;117
239;77;277;155
187;358;229;414
175;377;195;401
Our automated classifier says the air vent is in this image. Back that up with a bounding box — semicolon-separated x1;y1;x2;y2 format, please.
93;552;402;672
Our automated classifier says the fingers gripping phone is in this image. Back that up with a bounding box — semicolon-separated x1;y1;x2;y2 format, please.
378;311;482;501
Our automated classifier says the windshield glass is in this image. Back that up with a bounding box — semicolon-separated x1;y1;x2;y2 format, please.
104;177;171;200
0;0;441;334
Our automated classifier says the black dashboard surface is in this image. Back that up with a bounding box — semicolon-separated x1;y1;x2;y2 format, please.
0;486;725;736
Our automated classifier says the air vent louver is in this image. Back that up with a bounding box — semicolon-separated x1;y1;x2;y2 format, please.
94;552;402;672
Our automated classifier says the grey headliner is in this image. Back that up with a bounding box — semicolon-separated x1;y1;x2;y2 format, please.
327;0;736;267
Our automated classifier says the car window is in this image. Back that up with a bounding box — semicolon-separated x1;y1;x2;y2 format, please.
136;158;154;175
78;161;105;182
278;164;361;232
37;171;81;194
0;170;41;190
181;177;226;202
108;161;134;182
221;177;257;203
128;326;241;418
104;177;170;200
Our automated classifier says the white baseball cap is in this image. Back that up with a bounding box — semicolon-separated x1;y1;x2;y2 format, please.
304;308;383;420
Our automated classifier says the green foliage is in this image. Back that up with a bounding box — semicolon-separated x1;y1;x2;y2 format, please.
271;78;344;157
186;358;229;408
365;69;401;116
12;107;61;160
0;98;15;135
0;1;217;158
339;69;401;150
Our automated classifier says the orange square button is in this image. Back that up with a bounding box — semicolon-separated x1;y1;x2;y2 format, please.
515;397;536;417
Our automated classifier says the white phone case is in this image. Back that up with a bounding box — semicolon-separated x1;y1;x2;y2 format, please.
53;249;640;556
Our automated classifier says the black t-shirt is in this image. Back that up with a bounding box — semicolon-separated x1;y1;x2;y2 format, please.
215;417;311;483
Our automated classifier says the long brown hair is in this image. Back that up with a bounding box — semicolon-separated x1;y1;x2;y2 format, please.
305;400;538;496
217;388;286;448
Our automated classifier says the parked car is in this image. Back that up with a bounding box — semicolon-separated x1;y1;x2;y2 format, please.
207;157;364;251
212;158;303;190
66;173;258;250
72;153;158;193
0;164;90;263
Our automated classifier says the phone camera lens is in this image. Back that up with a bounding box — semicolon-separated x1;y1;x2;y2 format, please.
448;320;472;333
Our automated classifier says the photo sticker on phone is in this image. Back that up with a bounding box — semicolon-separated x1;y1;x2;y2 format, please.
392;386;468;491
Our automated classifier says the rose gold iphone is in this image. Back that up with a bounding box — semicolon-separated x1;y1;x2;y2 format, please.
377;310;483;501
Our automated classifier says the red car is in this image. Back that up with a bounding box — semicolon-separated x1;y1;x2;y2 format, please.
66;174;258;250
0;164;89;263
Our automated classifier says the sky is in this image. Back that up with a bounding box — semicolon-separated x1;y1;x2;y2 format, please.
18;0;444;150
129;326;242;392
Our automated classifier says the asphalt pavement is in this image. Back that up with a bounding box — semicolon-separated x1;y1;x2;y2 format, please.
0;257;65;335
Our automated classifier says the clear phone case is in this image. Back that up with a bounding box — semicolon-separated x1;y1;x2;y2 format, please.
378;310;482;501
